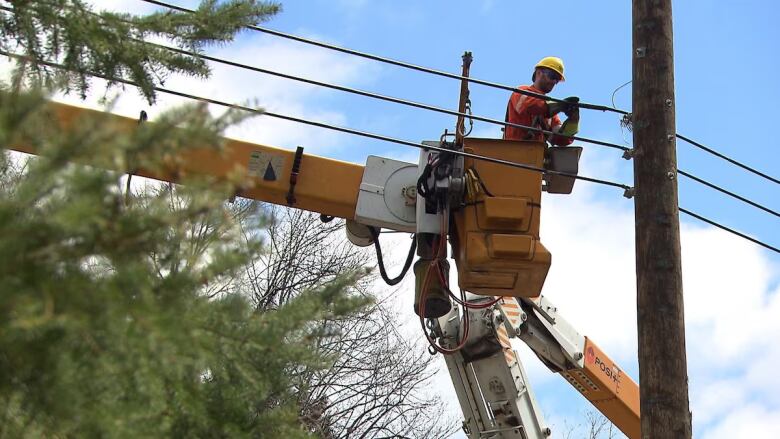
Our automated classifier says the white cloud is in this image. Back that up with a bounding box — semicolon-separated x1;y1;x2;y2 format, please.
539;177;779;437
692;378;748;427
0;1;372;157
43;32;380;156
541;183;638;359
699;404;780;439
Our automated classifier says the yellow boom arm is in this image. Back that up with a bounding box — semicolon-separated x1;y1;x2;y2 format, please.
8;101;364;220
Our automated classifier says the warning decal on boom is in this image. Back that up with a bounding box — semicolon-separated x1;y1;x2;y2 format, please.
248;151;286;182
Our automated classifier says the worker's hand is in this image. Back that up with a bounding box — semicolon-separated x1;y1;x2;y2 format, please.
547;101;574;117
565;105;579;122
563;96;580;121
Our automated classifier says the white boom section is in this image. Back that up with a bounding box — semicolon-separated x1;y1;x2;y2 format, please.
435;295;551;438
432;293;590;438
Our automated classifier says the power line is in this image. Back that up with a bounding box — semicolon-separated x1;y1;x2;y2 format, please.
136;0;628;116
138;0;780;187
676;134;779;185
17;0;769;189
3;59;776;258
677;169;779;218
609;78;778;186
0;50;634;195
679;207;779;254
1;4;629;152
33;0;764;193
147;41;629;152
611;80;632;110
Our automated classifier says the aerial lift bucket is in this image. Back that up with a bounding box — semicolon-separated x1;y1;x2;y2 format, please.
452;138;551;299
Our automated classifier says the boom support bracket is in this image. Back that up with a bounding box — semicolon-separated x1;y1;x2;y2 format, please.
286;146;304;206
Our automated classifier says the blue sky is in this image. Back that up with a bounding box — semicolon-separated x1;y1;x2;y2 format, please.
34;1;780;437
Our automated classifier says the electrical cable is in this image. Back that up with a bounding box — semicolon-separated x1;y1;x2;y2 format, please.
679;207;779;254
144;40;629;152
677;169;779;218
419;210;471;355
604;78;778;184
369;227;416;286
136;0;628;116
151;0;776;184
676;134;779;185
0;50;634;195
12;2;775;187
611;80;632;110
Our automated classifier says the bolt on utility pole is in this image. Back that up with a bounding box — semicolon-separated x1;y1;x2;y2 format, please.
632;1;692;438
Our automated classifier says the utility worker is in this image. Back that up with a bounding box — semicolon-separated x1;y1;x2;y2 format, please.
504;56;579;145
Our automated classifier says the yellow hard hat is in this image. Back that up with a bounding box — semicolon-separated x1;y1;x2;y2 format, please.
535;56;565;81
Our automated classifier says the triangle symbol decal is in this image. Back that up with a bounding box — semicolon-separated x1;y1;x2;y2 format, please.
263;162;277;181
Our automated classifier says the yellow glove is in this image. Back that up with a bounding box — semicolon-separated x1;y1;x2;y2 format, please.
559;119;579;137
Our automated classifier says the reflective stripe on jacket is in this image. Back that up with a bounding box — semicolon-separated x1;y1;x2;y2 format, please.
503;85;573;146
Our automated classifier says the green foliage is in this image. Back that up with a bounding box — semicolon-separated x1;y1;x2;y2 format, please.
0;0;281;102
0;86;368;438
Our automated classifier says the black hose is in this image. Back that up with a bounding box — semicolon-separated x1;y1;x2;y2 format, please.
369;228;417;286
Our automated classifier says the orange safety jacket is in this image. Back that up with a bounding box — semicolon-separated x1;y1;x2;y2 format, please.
503;85;573;146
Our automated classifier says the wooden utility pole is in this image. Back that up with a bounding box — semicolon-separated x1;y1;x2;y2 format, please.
632;1;692;438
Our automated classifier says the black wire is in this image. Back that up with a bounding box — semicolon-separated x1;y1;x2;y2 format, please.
5;64;776;257
24;1;776;188
678;169;779;218
0;4;625;152
145;41;629;152
0;50;634;193
147;0;780;184
136;0;628;116
259;104;631;191
17;1;775;187
676;134;779;185
369;228;417;286
467;166;495;197
679;207;779;254
611;80;632;110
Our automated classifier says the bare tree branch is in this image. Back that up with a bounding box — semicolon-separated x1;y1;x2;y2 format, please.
232;203;457;438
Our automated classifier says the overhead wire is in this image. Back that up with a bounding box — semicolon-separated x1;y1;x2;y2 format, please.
20;5;776;207
611;80;632;110
0;49;633;195
143;30;780;221
611;80;777;220
11;0;770;185
144;41;629;152
676;134;779;185
136;0;627;115
4;0;777;253
609;80;779;185
139;0;780;186
677;169;779;218
679;207;778;254
7;49;778;254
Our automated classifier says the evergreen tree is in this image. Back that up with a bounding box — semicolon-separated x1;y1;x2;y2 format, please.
1;0;281;102
0;2;369;437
